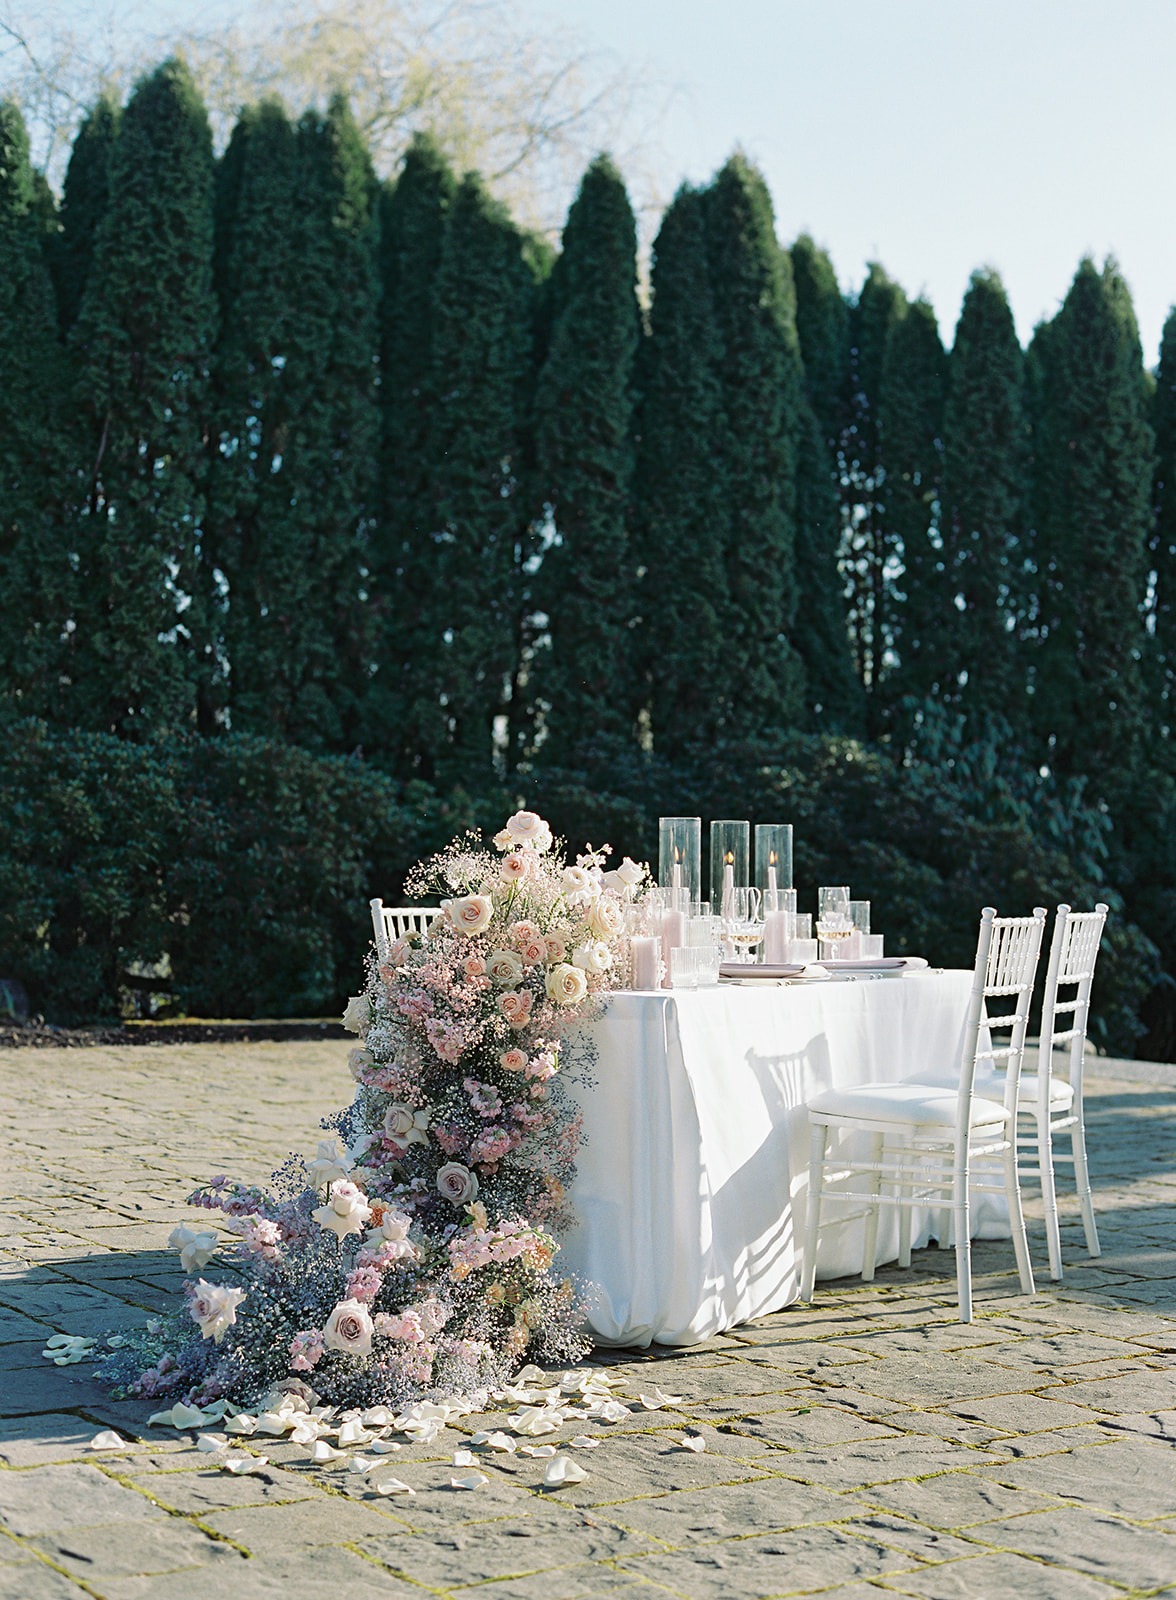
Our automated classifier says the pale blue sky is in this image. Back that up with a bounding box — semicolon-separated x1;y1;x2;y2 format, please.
31;0;1176;361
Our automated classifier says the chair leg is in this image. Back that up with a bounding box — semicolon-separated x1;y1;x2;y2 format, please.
1036;1107;1063;1282
861;1134;884;1282
952;1161;972;1324
1071;1101;1101;1258
801;1121;827;1302
1003;1136;1036;1298
897;1146;912;1269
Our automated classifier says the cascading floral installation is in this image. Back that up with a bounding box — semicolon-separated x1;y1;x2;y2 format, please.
98;813;649;1410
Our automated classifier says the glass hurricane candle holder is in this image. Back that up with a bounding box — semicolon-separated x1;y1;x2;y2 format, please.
709;820;749;920
755;824;794;910
658;817;702;913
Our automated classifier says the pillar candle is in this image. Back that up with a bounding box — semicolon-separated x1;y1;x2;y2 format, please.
630;935;660;990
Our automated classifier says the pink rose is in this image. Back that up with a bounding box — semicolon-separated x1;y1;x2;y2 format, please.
545;936;566;963
501;853;530;882
322;1296;374;1357
436;1162;479;1207
463;955;486;978
519;937;547;966
499;990;534;1028
500;1047;528;1073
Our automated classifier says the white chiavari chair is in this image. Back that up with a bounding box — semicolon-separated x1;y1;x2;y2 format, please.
801;905;1046;1322
369;899;436;962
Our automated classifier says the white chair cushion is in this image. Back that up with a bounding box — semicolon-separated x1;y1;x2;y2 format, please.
807;1081;1011;1129
1016;1074;1074;1110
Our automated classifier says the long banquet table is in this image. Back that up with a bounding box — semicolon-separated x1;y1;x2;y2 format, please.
560;970;1010;1347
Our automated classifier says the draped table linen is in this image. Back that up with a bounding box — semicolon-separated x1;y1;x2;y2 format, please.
561;971;1009;1347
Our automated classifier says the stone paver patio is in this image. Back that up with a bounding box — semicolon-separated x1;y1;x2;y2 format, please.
1;1039;1175;1599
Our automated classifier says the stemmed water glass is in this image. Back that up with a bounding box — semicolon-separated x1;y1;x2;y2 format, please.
817;885;853;958
726;886;765;962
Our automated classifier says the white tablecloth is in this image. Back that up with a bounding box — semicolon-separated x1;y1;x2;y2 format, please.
560;971;1009;1347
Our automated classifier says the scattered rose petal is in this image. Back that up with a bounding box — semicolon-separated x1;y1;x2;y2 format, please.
569;1435;601;1450
452;1448;476;1467
482;1431;516;1453
336;1419;373;1447
368;1439;402;1455
450;1470;489;1490
362;1406;394;1426
637;1387;683;1409
224;1414;257;1435
347;1455;380;1475
310;1440;345;1463
147;1402;208;1430
543;1454;587;1488
288;1420;321;1446
87;1430;128;1451
518;1444;557;1458
222;1454;268;1474
195;1433;228;1453
592;1400;631;1424
255;1412;296;1435
675;1433;706;1453
372;1476;415;1496
402;1418;443;1444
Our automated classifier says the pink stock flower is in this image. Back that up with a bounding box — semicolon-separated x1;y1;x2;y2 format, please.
289;1329;325;1372
345;1263;383;1303
375;1309;426;1343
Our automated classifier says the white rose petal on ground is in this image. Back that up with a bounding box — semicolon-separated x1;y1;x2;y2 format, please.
310;1440;345;1463
372;1477;416;1496
569;1436;601;1450
224;1414;257;1435
86;1431;128;1451
255;1411;296;1435
637;1387;683;1409
674;1433;706;1452
592;1400;631;1424
482;1431;516;1453
452;1448;476;1467
147;1402;209;1430
450;1470;489;1490
195;1434;228;1453
518;1444;557;1458
336;1419;374;1447
368;1439;402;1454
543;1454;587;1488
222;1454;269;1474
347;1455;380;1475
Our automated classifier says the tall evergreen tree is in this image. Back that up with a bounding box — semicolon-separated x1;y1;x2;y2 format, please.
366;134;457;773
424;173;538;788
0;101;70;721
789;234;863;734
700;153;806;739
215;94;377;750
69;59;217;738
841;263;907;709
633;184;729;758
881;298;948;716
533;155;640;764
1152;309;1176;726
1029;258;1154;799
51;96;120;335
938;269;1031;724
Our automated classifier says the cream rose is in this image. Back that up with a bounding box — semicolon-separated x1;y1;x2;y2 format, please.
586;895;624;940
311;1179;372;1240
546;962;589;1007
500;852;530;882
188;1280;246;1344
168;1225;218;1274
572;940;613;974
305;1138;354;1190
504;810;552;851
383;1103;429;1146
437;1162;479;1207
444;894;494;935
561;865;598;904
486;949;524;987
322;1297;374;1357
342;994;370;1035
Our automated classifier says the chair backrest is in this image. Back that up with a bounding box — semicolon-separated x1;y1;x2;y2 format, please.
369;899;436;961
1038;902;1109;1096
963;906;1047;1133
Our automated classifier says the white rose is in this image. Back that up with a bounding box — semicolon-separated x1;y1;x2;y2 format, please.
572;941;613;974
504;810;552;851
168;1225;218;1274
371;1208;414;1245
383;1103;429;1146
486;949;524;988
617;856;644;887
311;1179;372;1239
347;1047;374;1082
322;1297;374;1357
546;962;589;1007
188;1280;246;1344
586;895;624;940
493;828;514;850
305;1139;354;1191
342;993;370;1035
443;894;494;935
436;1162;479;1207
561;865;599;905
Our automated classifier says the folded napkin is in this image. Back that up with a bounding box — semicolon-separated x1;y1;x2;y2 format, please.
719;962;830;982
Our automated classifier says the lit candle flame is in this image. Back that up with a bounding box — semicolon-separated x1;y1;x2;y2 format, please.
769;850;777;866
725;850;734;865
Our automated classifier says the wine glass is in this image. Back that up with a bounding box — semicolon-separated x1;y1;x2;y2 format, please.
726;886;764;962
817;885;853;959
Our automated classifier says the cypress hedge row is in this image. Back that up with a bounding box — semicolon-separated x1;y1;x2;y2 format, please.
2;60;1175;1054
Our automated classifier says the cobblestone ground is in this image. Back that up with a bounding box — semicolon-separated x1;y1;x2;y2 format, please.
1;1040;1175;1600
